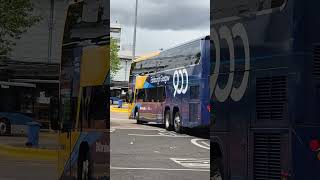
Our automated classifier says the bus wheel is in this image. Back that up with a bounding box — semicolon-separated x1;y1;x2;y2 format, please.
0;118;10;135
77;143;92;180
164;110;172;131
212;157;223;180
173;112;182;133
136;111;143;124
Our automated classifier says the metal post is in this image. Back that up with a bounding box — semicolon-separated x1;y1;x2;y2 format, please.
125;59;128;81
132;0;138;61
48;0;54;63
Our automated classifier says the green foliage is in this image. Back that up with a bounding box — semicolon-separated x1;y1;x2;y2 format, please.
110;37;121;79
0;0;41;56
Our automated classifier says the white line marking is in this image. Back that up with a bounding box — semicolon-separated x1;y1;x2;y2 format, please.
110;127;163;131
128;133;189;138
202;141;210;147
110;166;209;172
170;158;210;169
191;139;210;150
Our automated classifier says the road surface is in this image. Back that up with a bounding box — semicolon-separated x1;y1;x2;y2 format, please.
111;112;210;180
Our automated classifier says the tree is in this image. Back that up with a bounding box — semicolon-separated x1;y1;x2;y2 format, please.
0;0;41;56
110;37;121;79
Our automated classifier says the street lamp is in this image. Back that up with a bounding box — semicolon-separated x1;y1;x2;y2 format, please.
132;0;138;61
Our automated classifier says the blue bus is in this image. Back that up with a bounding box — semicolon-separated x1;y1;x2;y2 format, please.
128;36;210;133
211;0;320;179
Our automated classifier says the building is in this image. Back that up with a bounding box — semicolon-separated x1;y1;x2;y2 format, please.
110;23;121;49
110;23;134;101
0;0;108;129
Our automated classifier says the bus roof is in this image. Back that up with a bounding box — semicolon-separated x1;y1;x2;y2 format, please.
159;35;209;56
133;52;160;63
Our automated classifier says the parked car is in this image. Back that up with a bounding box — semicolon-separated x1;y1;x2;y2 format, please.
110;96;120;104
0;112;36;135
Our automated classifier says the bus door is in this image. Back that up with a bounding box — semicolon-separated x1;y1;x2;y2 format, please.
59;0;109;178
59;44;82;178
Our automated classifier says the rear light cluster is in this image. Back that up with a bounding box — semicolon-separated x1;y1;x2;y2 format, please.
309;139;320;152
309;139;320;161
207;104;211;112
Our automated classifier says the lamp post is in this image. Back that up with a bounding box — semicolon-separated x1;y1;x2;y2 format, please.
132;0;138;61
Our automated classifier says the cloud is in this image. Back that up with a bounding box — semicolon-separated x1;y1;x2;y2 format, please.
111;0;209;30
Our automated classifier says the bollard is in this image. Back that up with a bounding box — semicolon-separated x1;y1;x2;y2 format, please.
118;99;123;108
26;122;41;147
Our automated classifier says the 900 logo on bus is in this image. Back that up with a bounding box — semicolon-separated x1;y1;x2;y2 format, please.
211;23;250;103
173;68;188;97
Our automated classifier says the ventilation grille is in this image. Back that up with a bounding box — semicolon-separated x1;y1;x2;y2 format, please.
313;45;320;78
189;103;199;122
256;76;287;121
254;133;281;180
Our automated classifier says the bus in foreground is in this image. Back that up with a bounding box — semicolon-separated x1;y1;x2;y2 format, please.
211;0;320;179
129;36;210;133
58;0;109;179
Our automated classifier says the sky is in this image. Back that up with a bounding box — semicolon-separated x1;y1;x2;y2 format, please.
111;0;210;56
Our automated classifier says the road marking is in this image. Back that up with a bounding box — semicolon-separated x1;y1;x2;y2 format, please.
111;127;163;131
110;129;115;133
128;133;189;138
110;166;209;172
128;130;190;137
191;139;210;150
110;118;131;121
170;158;210;169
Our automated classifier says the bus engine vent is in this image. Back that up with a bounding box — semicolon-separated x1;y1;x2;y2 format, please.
253;133;281;180
189;103;199;122
313;45;320;78
256;76;287;121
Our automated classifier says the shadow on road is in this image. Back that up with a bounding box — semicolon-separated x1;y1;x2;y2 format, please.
140;123;210;139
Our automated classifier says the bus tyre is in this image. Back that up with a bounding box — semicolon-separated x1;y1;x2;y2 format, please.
212;157;223;180
173;112;182;133
136;111;142;124
164;110;172;131
77;144;92;180
0;118;10;135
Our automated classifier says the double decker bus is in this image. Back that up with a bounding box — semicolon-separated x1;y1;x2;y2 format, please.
58;0;109;179
128;36;210;133
211;0;320;179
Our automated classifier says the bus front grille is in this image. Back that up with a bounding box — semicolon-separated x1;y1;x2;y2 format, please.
253;133;281;180
256;76;287;121
313;45;320;78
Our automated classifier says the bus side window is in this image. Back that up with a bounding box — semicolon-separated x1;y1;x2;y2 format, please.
157;86;166;102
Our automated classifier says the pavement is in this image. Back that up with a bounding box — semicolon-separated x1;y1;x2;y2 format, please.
0;132;58;159
110;112;210;180
0;132;58;179
110;104;129;113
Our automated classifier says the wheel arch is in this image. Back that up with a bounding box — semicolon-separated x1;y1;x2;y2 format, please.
211;137;226;179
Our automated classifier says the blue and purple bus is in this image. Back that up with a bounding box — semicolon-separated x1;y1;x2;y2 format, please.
211;0;320;179
128;36;210;133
